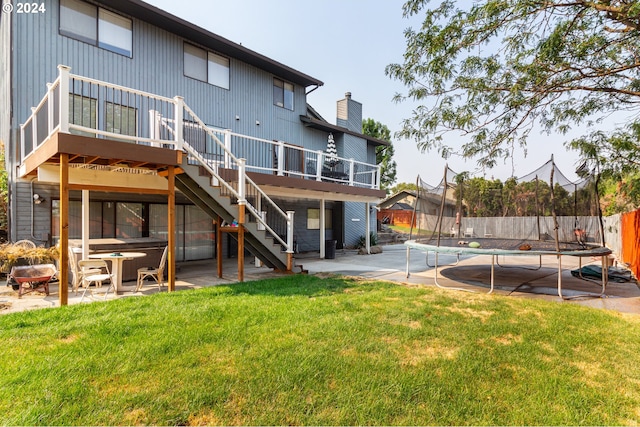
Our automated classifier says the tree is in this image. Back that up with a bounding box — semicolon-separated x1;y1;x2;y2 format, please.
463;177;504;217
362;118;397;193
389;182;418;195
386;1;640;172
569;122;640;212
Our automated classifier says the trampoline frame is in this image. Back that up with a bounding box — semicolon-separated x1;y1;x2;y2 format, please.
405;240;612;299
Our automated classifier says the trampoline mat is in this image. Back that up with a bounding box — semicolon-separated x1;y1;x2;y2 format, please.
414;237;586;251
408;238;611;257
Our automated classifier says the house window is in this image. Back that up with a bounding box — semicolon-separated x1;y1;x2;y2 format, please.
69;94;97;137
273;78;294;110
208;53;230;89
60;0;132;57
307;208;332;230
52;201;141;239
184;43;207;81
59;0;96;44
106;102;137;138
116;203;143;238
98;9;133;57
184;43;230;89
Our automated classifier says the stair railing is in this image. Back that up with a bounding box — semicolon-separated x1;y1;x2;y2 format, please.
19;64;293;255
178;103;293;253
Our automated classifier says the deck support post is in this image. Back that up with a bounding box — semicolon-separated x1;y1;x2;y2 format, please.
286;210;295;271
217;216;223;278
167;166;176;292
81;190;89;260
320;199;326;259
365;202;371;254
238;204;245;282
59;154;69;306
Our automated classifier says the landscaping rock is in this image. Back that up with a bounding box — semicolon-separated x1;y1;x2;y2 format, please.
358;245;383;255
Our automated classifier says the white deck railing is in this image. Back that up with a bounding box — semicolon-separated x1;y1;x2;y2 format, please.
19;65;382;253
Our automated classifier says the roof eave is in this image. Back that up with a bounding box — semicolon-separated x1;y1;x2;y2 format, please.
95;0;324;88
299;115;390;147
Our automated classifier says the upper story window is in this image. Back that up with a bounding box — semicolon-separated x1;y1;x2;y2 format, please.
273;78;294;110
60;0;132;57
184;43;230;89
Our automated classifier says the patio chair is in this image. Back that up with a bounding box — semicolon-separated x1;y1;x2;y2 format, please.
463;227;474;237
78;259;115;302
68;247;101;295
14;239;36;249
135;246;168;292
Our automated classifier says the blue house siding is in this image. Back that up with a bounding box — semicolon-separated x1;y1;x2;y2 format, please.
10;3;319;153
271;198;341;252
5;0;381;253
0;8;11;199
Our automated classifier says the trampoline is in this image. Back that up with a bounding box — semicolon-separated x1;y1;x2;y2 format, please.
405;238;612;298
402;157;614;299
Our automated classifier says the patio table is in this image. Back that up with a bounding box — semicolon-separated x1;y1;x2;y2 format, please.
88;252;147;293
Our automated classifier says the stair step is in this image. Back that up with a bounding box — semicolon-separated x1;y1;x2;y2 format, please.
177;160;289;272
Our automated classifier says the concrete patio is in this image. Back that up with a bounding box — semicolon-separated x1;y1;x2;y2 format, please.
2;244;639;316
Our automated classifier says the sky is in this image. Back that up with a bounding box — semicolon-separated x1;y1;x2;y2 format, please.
145;0;623;186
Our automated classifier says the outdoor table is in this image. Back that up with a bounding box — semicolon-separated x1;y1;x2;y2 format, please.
88;252;147;293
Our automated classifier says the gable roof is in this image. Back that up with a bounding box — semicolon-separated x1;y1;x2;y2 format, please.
95;0;324;88
388;202;413;210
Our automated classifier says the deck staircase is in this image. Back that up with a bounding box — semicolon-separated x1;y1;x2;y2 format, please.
19;66;298;273
171;102;293;272
175;159;289;270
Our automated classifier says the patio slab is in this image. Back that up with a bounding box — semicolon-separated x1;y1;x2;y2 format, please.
299;244;640;315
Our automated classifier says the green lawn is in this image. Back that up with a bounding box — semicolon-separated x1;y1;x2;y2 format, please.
1;275;639;425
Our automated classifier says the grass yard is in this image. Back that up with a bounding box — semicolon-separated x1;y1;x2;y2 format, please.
1;275;639;425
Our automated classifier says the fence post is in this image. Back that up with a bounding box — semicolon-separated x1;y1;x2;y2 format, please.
316;150;323;181
237;158;246;205
277;141;285;176
58;65;70;134
173;96;184;150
